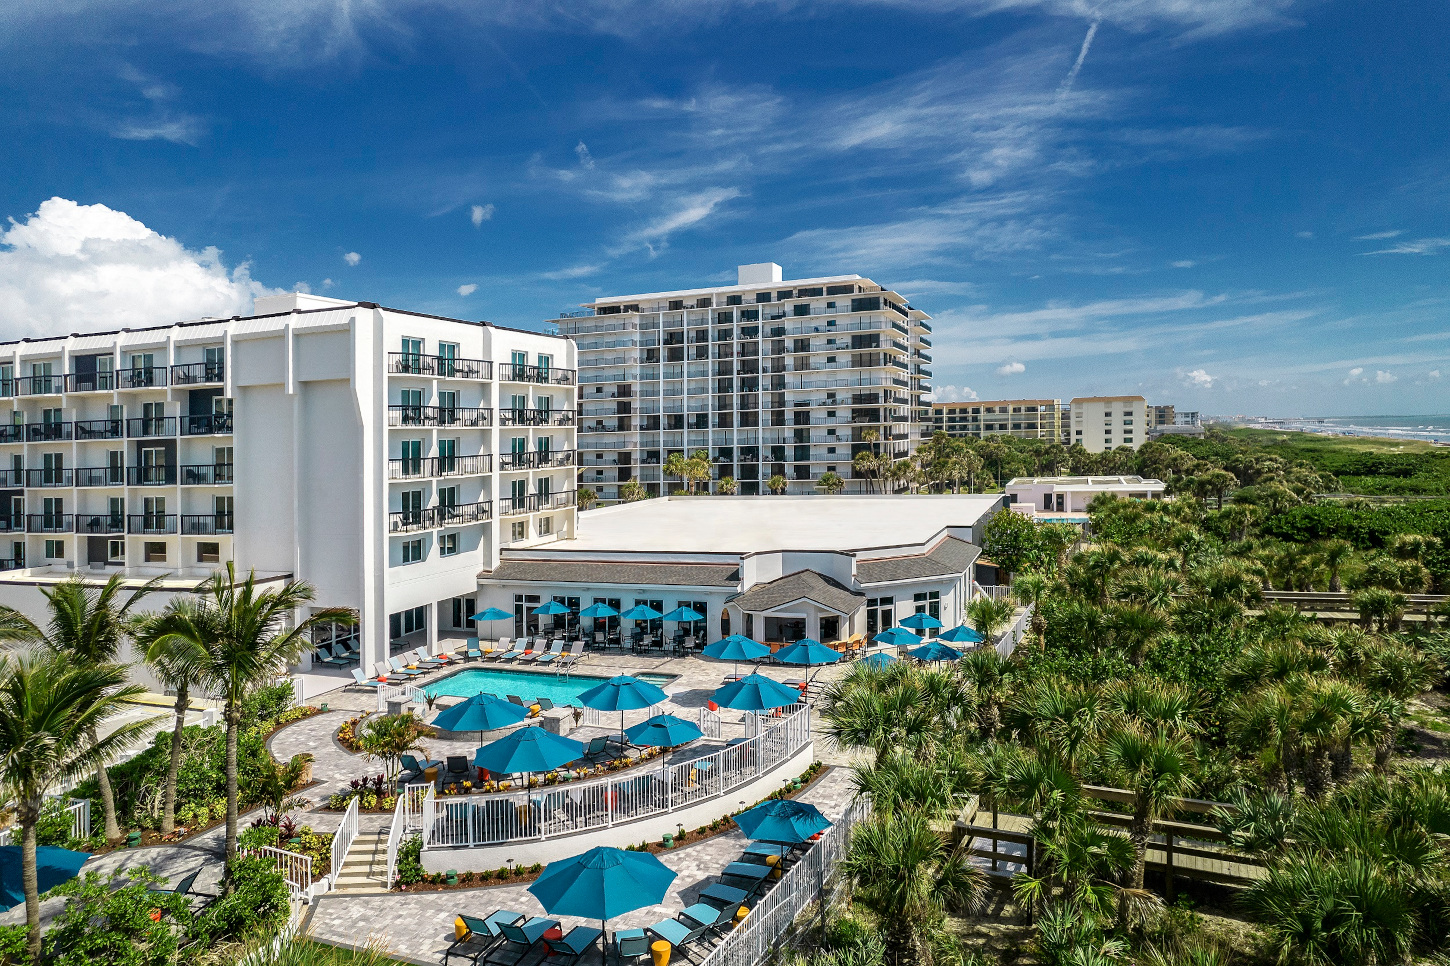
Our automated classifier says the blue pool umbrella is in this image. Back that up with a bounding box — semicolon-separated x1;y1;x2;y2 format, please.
0;845;90;909
474;725;585;777
533;601;571;616
470;606;513;622
625;713;704;748
908;641;963;663
619;604;663;621
712;673;802;712
734;799;832;845
529;846;676;938
661;605;705;623
899;612;943;630
774;639;841;667
860;652;896;669
579;675;669;744
873;628;921;648
704;634;771;677
578;602;619;619
432;692;531;742
939;625;985;644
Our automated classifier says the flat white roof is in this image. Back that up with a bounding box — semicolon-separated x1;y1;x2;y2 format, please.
588;275;865;307
566;495;1000;554
1007;475;1164;488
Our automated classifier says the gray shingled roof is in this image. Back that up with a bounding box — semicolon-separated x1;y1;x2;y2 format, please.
729;570;864;615
855;536;980;584
486;560;741;587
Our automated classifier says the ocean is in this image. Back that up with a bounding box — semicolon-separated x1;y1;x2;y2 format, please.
1237;415;1450;444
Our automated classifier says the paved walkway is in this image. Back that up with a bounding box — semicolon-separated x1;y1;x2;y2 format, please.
303;767;857;966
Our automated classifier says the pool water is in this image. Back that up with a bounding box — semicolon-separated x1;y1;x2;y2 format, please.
420;667;676;707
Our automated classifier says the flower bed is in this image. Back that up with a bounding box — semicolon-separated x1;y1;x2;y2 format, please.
325;775;399;813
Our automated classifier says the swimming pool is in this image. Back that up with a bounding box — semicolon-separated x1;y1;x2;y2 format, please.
420;667;676;707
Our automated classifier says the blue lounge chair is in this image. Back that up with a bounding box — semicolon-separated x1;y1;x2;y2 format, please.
613;929;650;966
699;882;749;910
466;637;483;660
315;644;350;667
545;925;602;966
411;646;445;668
534;640;567;666
489;917;561;963
680;902;737;934
446;910;525;965
388;656;426;677
351;668;384;690
645;918;713;960
720;862;773;894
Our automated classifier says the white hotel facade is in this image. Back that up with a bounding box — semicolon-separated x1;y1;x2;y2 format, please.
0;293;577;672
556;263;933;498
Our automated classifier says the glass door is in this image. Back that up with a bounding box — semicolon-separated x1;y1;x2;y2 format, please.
438;390;458;426
437;342;457;378
400;439;423;477
401;489;423;526
141;446;165;484
142;496;165;532
510;478;528;512
437;438;457;475
108;497;124;532
214;495;233;532
401;337;423;373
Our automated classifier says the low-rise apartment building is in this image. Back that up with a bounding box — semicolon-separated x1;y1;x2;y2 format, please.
556;263;932;498
930;399;1063;441
1069;395;1147;452
1005;475;1167;522
0;292;576;672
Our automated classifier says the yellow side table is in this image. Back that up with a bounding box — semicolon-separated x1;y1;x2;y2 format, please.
651;939;671;966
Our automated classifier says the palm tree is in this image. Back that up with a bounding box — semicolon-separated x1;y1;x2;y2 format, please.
1318;539;1353;592
1244;855;1414;966
716;476;737;495
767;474;788;495
575;488;599;511
1361;643;1438;772
839;808;984;966
0;653;149;958
1102;731;1195;891
1109;605;1169;667
1011;572;1050;648
958;647;1012;739
662;452;690;494
136;624;205;836
143;564;354;876
618;480;649;502
0;572;159;840
965;595;1015;643
815;471;845;495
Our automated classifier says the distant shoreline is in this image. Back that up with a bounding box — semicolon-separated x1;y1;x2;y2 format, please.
1213;415;1450;446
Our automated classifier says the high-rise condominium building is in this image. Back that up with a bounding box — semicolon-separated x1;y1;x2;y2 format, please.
1069;395;1146;452
0;292;576;671
930;399;1063;441
556;264;932;498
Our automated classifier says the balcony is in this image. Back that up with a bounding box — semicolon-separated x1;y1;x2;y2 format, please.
181;463;233;485
0;469;19;487
387;454;493;480
0;425;21;444
66;372;117;393
499;490;575;516
498;363;575;386
170;362;225;385
128;513;178;535
16;375;63;396
432;500;492;527
117;367;168;390
128;465;178;486
387;405;493;428
75;467;126;487
24;469;72;488
181;513;234;535
75;514;125;535
126;417;177;438
499;408;574;427
389;509;429;534
75;419;124;440
26;514;73;533
387;353;492;379
25;422;71;442
0;517;21;533
500;449;575;471
182;413;233;435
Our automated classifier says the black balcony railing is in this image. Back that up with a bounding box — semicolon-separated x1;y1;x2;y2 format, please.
128;513;177;534
126;417;177;438
75;515;125;535
25;422;71;442
170;362;225;385
128;465;178;486
387;353;492;379
181;513;233;535
75;419;124;440
387;405;493;428
499;363;575;385
117;367;168;389
500;490;575;516
24;469;72;488
386;454;493;480
388;509;429;533
0;517;21;533
75;467;126;487
0;469;21;487
499;408;574;427
26;514;73;533
66;371;117;393
180;463;233;485
431;500;492;527
16;375;63;396
182;413;233;435
500;449;575;470
0;425;22;444
0;558;21;571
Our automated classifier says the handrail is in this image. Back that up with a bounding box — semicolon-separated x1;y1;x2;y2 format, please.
421;705;812;849
239;845;312;897
331;795;360;885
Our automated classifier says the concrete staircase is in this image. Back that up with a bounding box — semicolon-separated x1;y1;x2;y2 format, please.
330;829;391;894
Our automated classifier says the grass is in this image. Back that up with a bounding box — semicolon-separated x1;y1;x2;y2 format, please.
241;938;410;966
1220;427;1444;455
1180;427;1450;495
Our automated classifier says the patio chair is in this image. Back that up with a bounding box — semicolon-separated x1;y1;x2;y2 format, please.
517;640;550;664
593;631;606;648
557;642;586;668
698;882;749;911
545;925;602;966
399;754;443;786
506;694;527;707
387;656;426;677
720;861;774;894
535;698;556;713
443;756;472;784
466;636;483;660
534;640;567;666
146;866;213;901
579;736;611;761
411;647;445;668
488;916;561;963
498;640;529;663
613;928;651;966
445;910;526;966
484;637;510;660
679;901;737;934
644;917;713;960
314;644;350;667
350;668;384;690
741;842;793;865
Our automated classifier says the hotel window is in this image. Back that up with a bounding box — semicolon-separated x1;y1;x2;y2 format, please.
44;539;64;560
144;542;166;563
913;591;941;637
402;538;424;563
107;539;125;562
538;516;552;536
436;341;458;376
438;533;458;557
510;521;527;541
451;596;477;629
866;597;895;637
390;605;427;640
197;542;220;563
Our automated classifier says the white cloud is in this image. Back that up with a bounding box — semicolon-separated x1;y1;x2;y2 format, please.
470;204;495;227
1343;366;1364;384
1431;370;1441;379
539;264;602;280
0;197;276;337
612;187;741;256
996;361;1026;375
930;384;978;403
456;283;477;296
1361;237;1450;256
1181;367;1214;388
292;281;311;293
575;142;596;169
321;277;334;288
1374;369;1397;384
1296;231;1314;240
111;66;205;145
343;251;361;266
1356;230;1402;240
1170;259;1195;268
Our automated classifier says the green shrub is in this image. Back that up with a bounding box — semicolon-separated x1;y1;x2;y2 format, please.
0;924;29;966
188;856;290;949
34;798;77;849
242;681;298;731
43;868;192;966
395;835;424;886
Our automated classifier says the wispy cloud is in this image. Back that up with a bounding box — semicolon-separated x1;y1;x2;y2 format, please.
457;283;477;296
470;204;494;226
1056;19;1099;98
1356;229;1402;240
110;66;204;145
539;263;603;280
1361;237;1450;256
996;361;1027;375
343;251;361;266
610;187;742;257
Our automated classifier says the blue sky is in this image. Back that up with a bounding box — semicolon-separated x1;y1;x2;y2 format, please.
0;0;1447;416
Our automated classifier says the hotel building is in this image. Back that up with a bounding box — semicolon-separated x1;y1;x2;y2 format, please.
1069;395;1147;452
929;399;1063;441
556;263;933;498
0;292;576;672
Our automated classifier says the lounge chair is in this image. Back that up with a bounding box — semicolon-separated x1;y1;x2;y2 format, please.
387;656;426;677
445;910;525;965
488;916;561;963
466;637;483;660
399;754;442;786
613;929;651;966
497;640;527;663
443;756;472;785
579;736;610;761
698;882;749;910
313;644;348;667
147;866;212;900
742;842;793;864
484;636;509;660
556;642;586;668
534;640;567;666
506;694;527;707
720;861;773;894
516;640;546;663
411;647;445;669
544;925;602;966
644;917;713;959
679;902;737;934
535;698;555;713
351;668;384;690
